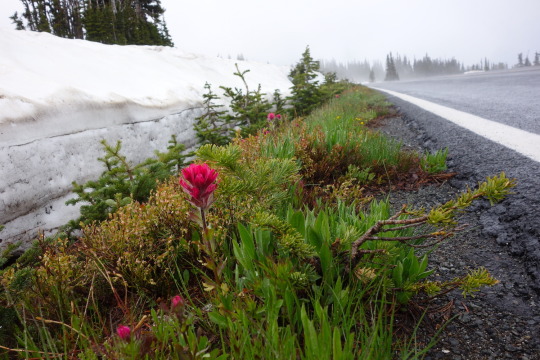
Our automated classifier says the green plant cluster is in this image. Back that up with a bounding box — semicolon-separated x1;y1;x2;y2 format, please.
64;136;186;233
421;148;449;174
195;48;351;147
194;64;274;146
0;85;515;359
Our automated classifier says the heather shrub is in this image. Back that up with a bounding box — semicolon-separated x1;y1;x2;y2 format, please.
80;179;193;295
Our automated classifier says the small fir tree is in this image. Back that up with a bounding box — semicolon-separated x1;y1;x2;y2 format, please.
66;137;186;230
272;89;287;116
194;64;273;145
194;83;230;146
288;46;323;117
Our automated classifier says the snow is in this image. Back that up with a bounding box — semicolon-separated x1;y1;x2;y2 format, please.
0;28;292;249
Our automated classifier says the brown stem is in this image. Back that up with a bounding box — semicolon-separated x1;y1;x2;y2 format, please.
350;211;428;262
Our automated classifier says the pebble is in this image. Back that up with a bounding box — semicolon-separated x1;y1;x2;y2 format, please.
449;338;459;347
505;344;519;352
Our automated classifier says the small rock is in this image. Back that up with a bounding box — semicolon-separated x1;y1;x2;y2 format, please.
505;344;519;352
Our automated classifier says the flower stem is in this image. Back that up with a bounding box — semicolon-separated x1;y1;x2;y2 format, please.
200;208;207;232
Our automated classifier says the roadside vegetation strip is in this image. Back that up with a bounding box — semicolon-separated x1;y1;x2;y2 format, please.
0;86;514;359
373;87;540;163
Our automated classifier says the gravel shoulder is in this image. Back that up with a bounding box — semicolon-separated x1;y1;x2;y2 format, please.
375;116;540;359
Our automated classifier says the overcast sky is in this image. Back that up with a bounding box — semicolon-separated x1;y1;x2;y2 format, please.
1;0;539;67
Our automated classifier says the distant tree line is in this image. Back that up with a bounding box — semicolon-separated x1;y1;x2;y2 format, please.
319;59;385;83
468;58;508;72
320;52;514;83
516;52;540;67
9;0;173;46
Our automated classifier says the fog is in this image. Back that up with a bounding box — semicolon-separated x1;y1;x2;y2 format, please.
1;0;539;68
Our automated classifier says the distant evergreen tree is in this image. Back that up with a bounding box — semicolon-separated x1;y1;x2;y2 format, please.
369;69;375;83
517;53;524;67
524;56;531;67
12;0;173;46
534;52;540;66
288;46;323;116
393;53;413;79
384;53;399;81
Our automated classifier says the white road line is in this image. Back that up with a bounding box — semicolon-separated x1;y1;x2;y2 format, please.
373;87;540;163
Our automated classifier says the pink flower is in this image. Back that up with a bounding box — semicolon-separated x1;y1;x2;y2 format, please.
335;95;340;98
179;163;219;210
267;113;276;121
171;295;185;310
116;325;131;341
276;114;282;120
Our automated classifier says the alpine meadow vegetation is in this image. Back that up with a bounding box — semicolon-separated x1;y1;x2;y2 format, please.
0;50;516;359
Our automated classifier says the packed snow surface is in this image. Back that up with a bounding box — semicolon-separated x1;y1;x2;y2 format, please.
0;29;292;248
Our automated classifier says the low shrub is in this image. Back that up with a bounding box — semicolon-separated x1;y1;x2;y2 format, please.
0;85;516;359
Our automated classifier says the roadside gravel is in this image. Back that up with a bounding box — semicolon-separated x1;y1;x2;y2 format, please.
375;116;540;359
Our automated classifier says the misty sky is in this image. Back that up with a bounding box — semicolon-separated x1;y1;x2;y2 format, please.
1;0;539;67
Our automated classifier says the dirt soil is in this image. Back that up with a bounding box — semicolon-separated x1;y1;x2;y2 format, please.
374;116;540;360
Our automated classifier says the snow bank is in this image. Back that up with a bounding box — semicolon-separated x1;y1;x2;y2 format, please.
0;29;292;248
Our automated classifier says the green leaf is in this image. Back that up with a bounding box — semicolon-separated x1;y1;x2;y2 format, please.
393;262;404;287
300;306;319;359
237;223;256;260
208;311;228;328
288;209;306;237
332;327;343;359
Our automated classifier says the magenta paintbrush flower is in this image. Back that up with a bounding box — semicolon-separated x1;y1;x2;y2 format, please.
267;112;276;121
116;325;131;340
171;295;185;309
179;163;219;210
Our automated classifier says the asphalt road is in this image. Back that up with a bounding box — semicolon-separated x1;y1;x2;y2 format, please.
370;68;540;293
373;67;540;134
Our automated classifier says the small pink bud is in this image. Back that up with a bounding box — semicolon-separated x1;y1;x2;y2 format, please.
116;325;131;340
276;114;282;120
171;295;185;309
267;113;276;121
